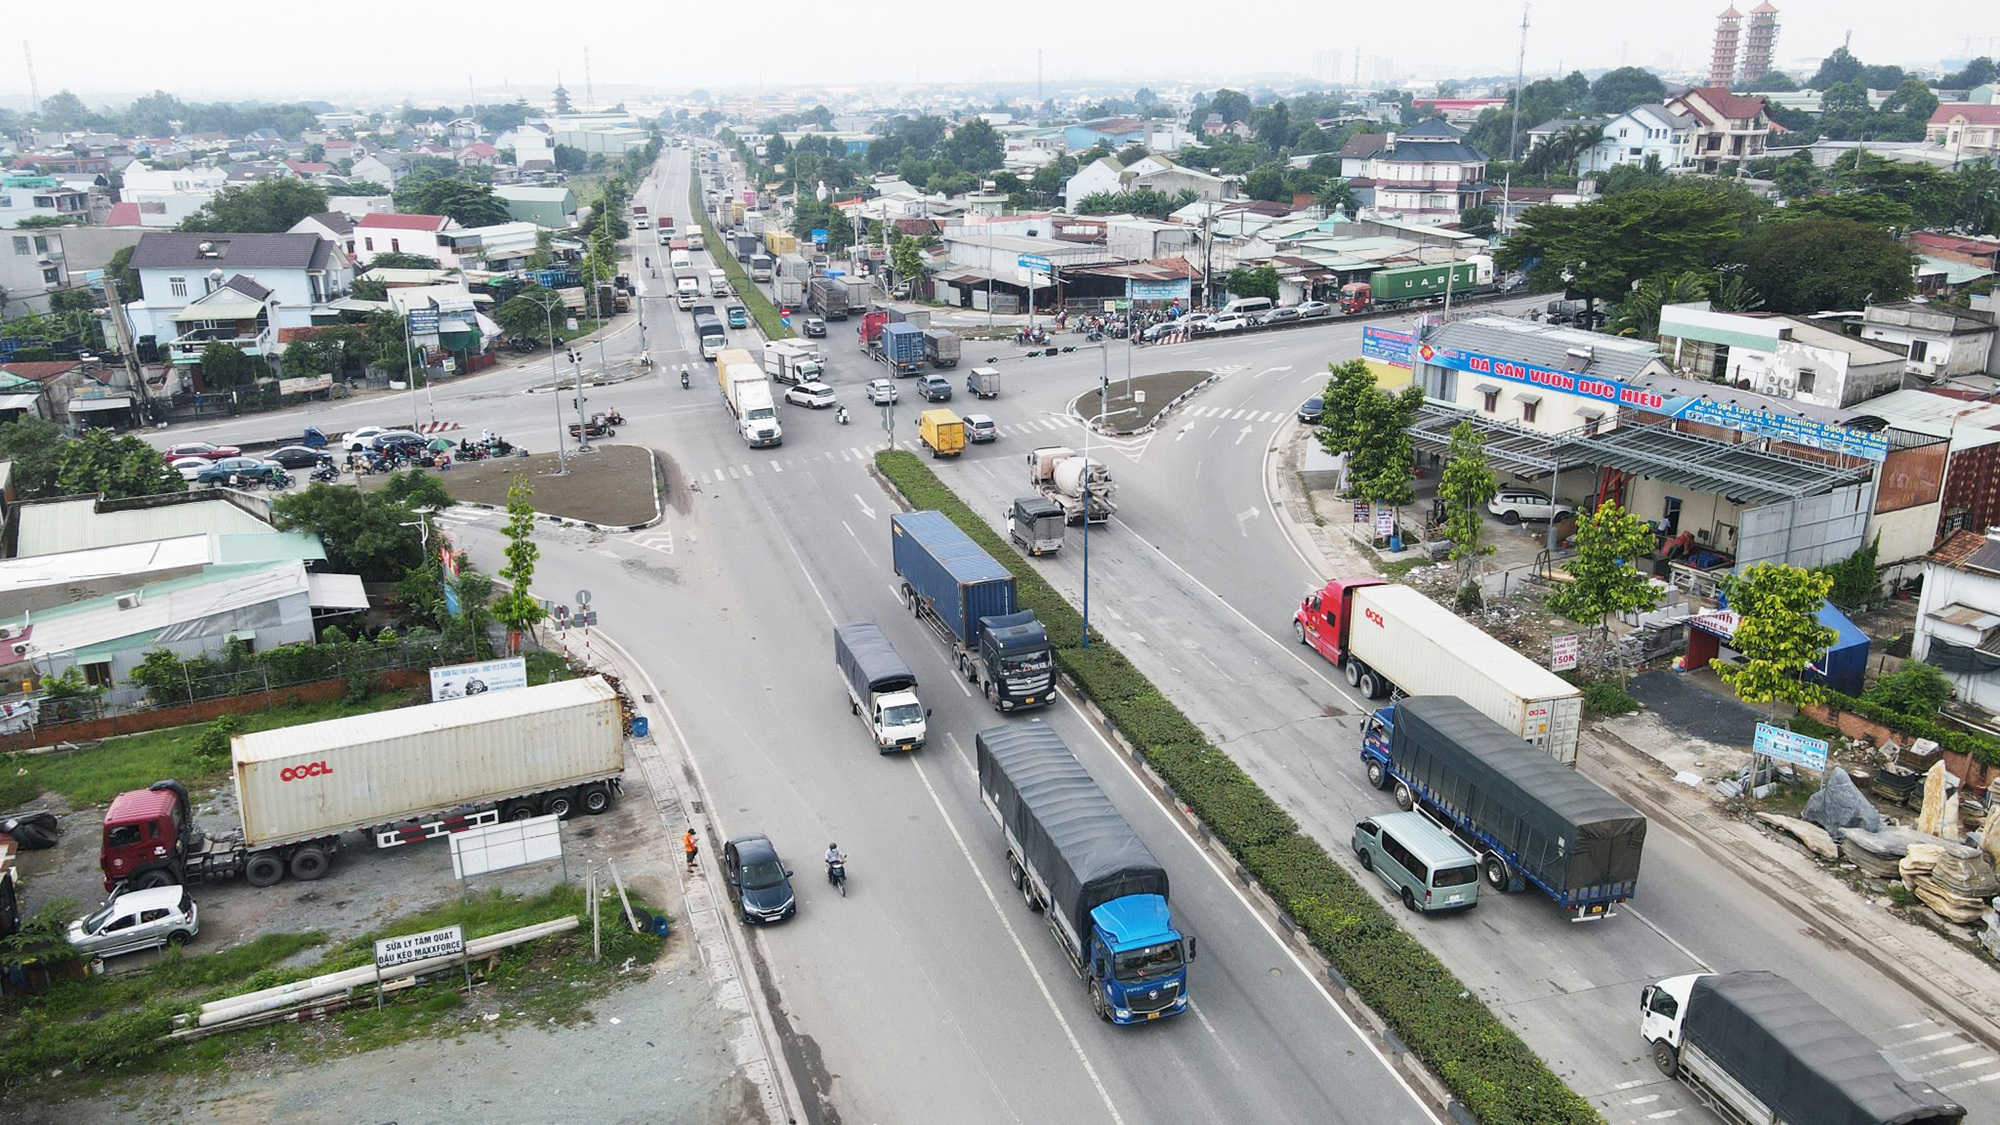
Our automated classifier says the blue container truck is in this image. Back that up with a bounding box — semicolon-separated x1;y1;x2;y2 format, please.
890;511;1055;711
977;724;1193;1024
877;322;926;377
1362;696;1646;920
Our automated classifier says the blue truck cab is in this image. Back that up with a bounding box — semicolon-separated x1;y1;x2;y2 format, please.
1088;894;1192;1024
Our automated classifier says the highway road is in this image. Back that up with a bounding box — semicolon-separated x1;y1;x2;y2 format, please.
428;146;1448;1125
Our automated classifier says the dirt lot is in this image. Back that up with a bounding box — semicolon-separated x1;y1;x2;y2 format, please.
1075;368;1210;432
436;444;661;528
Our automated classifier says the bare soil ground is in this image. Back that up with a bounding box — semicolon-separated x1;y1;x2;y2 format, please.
439;445;661;528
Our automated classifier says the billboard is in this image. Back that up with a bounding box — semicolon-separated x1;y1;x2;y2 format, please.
1660;396;1889;462
1415;341;1667;409
429;656;529;701
1361;326;1413;368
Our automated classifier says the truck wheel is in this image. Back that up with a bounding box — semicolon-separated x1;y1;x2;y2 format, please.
1365;760;1389;790
289;845;330;881
1651;1039;1678;1077
542;790;577;819
1008;857;1024;888
1021;875;1041;913
1357;670;1382;699
1294;619;1307;645
850;697;860;715
1401;887;1418;911
986;680;1000;709
1092;984;1112;1022
580;784;612;814
245;853;285;887
502;800;537;822
1394;782;1414;812
1483;853;1513;892
1343;660;1361;688
132;869;176;890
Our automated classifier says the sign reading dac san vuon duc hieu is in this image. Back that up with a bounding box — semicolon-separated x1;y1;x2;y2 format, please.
1415;343;1667;410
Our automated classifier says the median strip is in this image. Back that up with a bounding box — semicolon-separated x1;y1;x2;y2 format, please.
875;448;1602;1125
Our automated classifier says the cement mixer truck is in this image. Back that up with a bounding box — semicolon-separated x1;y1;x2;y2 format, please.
1028;446;1115;526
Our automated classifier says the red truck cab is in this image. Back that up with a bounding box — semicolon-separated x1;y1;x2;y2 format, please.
1294;577;1387;671
858;309;887;347
1339;282;1373;314
101;785;184;892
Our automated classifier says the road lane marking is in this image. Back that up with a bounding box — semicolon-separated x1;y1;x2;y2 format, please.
712;468;725;483
1236;507;1260;536
854;494;877;520
741;463;753;477
1189;1000;1241;1069
1235;424;1253;445
772;461;783;473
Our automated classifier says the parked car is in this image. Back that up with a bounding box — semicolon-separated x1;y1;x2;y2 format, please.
721;834;796;925
1296;300;1332;319
194;457;281;485
169;456;215;481
266;445;333;468
804;316;827;338
917;374;953;402
785;381;837;409
1177;314;1215;335
162;441;240;462
68;886;199;959
368;430;427;453
1142;321;1183;342
1258;306;1302;325
964;414;998;443
342;426;391;451
1298;396;1324;424
866;378;898;405
1487;487;1575;525
1206;312;1250;333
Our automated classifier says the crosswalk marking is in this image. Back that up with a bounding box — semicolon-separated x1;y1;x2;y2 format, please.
772;461;783;472
711;468;725;482
740;463;753;477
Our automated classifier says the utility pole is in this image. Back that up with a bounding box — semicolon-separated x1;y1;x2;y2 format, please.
1508;3;1531;164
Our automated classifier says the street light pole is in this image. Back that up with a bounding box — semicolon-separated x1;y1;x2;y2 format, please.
565;349;593;453
530;293;569;474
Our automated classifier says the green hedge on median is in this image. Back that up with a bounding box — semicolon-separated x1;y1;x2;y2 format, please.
687;181;792;341
876;449;1602;1125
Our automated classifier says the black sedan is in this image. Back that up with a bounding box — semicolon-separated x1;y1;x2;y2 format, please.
722;834;797;925
266;445;333;468
1298;396;1324;424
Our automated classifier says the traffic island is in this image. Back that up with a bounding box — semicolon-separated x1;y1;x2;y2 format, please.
435;444;662;529
1068;369;1212;433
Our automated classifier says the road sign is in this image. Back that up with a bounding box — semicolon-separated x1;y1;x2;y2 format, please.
406;309;440;335
374;925;464;971
1134;391;1146;403
781;314;791;327
811;228;829;245
1753;722;1829;771
575;588;592;606
1017;253;1052;274
1551;634;1580;672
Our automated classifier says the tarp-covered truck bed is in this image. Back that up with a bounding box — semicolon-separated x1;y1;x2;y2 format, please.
833;622;917;695
1687;971;1966;1125
976;724;1167;943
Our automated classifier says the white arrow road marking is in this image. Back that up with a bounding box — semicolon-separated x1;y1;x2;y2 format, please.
1235;423;1254;445
1237;506;1260;536
1176;427;1190;441
854;493;877;519
1253;364;1293;379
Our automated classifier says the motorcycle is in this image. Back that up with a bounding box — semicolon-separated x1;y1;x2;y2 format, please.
681;370;691;389
827;857;847;896
310;463;340;483
604;408;627;427
264;470;296;491
836;406;849;425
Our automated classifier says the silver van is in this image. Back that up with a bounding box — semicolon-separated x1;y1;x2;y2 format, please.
1352;812;1479;912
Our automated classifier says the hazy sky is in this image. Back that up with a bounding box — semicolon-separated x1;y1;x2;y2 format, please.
5;1;1990;109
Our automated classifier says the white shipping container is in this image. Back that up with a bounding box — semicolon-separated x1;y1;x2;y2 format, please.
233;677;624;848
1350;585;1582;764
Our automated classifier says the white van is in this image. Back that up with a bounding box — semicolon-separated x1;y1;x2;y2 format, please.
669;249;692;272
1221;297;1273;319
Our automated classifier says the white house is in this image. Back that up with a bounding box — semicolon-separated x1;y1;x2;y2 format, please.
122;231;350;371
1063;157;1126;211
496;125;556;169
1916;529;2000;711
1580;104;1697;173
354;213;461;268
1;228;70;318
119;165;228;228
349;152;409;187
1861;301;1997;382
289;212;357;264
0;173;90;228
1657;304;1906;409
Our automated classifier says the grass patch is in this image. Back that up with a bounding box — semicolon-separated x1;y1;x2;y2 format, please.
0;690;421;810
0;885;662;1099
523;648;576;685
687;180;792;340
876;448;1602;1125
1580;681;1642;720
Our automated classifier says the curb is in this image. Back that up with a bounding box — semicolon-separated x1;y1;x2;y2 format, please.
450;443;667;533
1117;371;1221;436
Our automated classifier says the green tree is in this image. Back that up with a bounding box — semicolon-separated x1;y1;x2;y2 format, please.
492;478;547;650
1863;660;1953;715
1779;193;1915;231
1347;385;1425;520
271;474;445;582
1881;78;1940;125
945;118;1004;174
1438;421;1497;587
104;245;141;302
1243;166;1287;202
1317;359;1377;459
1715;564;1837;718
1458;204;1497;238
35;90;96;131
15;214;82;230
1809;47;1866;90
1223;265;1278;301
496;289;558;342
1711;270;1766;313
394;171;510;227
198;341;265;390
890;233;925;288
1607;270;1710;339
178;178;330;232
365;251;443;270
1496;182;1754;307
53;429;185;499
1547;500;1660;670
0;415;65;498
1738;216;1915;314
1588;67;1667;115
1317;179;1360;219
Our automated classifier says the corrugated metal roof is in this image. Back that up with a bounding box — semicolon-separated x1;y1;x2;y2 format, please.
6;561;307;657
1432;316;1666;386
18;495;277;558
0;535;211;596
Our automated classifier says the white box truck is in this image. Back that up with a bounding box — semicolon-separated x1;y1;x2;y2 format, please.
717;347;782;448
833;622;928;752
99;678;627;891
1296;578;1582;764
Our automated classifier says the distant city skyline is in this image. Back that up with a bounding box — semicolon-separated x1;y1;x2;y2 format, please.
4;0;1989;112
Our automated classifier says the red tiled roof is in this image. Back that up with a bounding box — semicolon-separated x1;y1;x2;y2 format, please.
286;161;330;174
458;143;498;157
1931;103;2000;127
357;213;448;231
1913;232;2000;257
0;360;82;382
1930;529;1986;570
106;201;142;226
1674;87;1769;123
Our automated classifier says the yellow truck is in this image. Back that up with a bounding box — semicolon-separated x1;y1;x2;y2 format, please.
764;229;799;257
919;409;965;458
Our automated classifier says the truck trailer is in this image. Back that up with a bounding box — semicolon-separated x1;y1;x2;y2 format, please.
977;724;1193;1024
1642;971;1965;1125
1297;577;1581;764
807;277;849;320
890;510;1055;711
1027;446;1115;526
1362;696;1644;920
833;622;929;752
100;677;626;892
873;322;926;377
923;328;961;368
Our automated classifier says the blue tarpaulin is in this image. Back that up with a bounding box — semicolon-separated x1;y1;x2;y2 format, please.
1808;601;1869;697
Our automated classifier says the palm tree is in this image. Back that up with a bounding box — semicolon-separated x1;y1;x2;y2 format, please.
1607;271;1711;339
1710;271;1766;313
1316;179;1359;219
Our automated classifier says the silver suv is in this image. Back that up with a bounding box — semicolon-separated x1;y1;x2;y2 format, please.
1487;487;1574;525
69;886;199;959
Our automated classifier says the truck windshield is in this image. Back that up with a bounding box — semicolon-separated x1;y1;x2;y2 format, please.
1112;942;1184;983
1001;650;1053;679
881;702;923;728
747;407;776;422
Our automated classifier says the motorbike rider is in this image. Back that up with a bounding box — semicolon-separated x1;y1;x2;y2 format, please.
836;404;849;424
824;843;846;881
681;369;691;388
